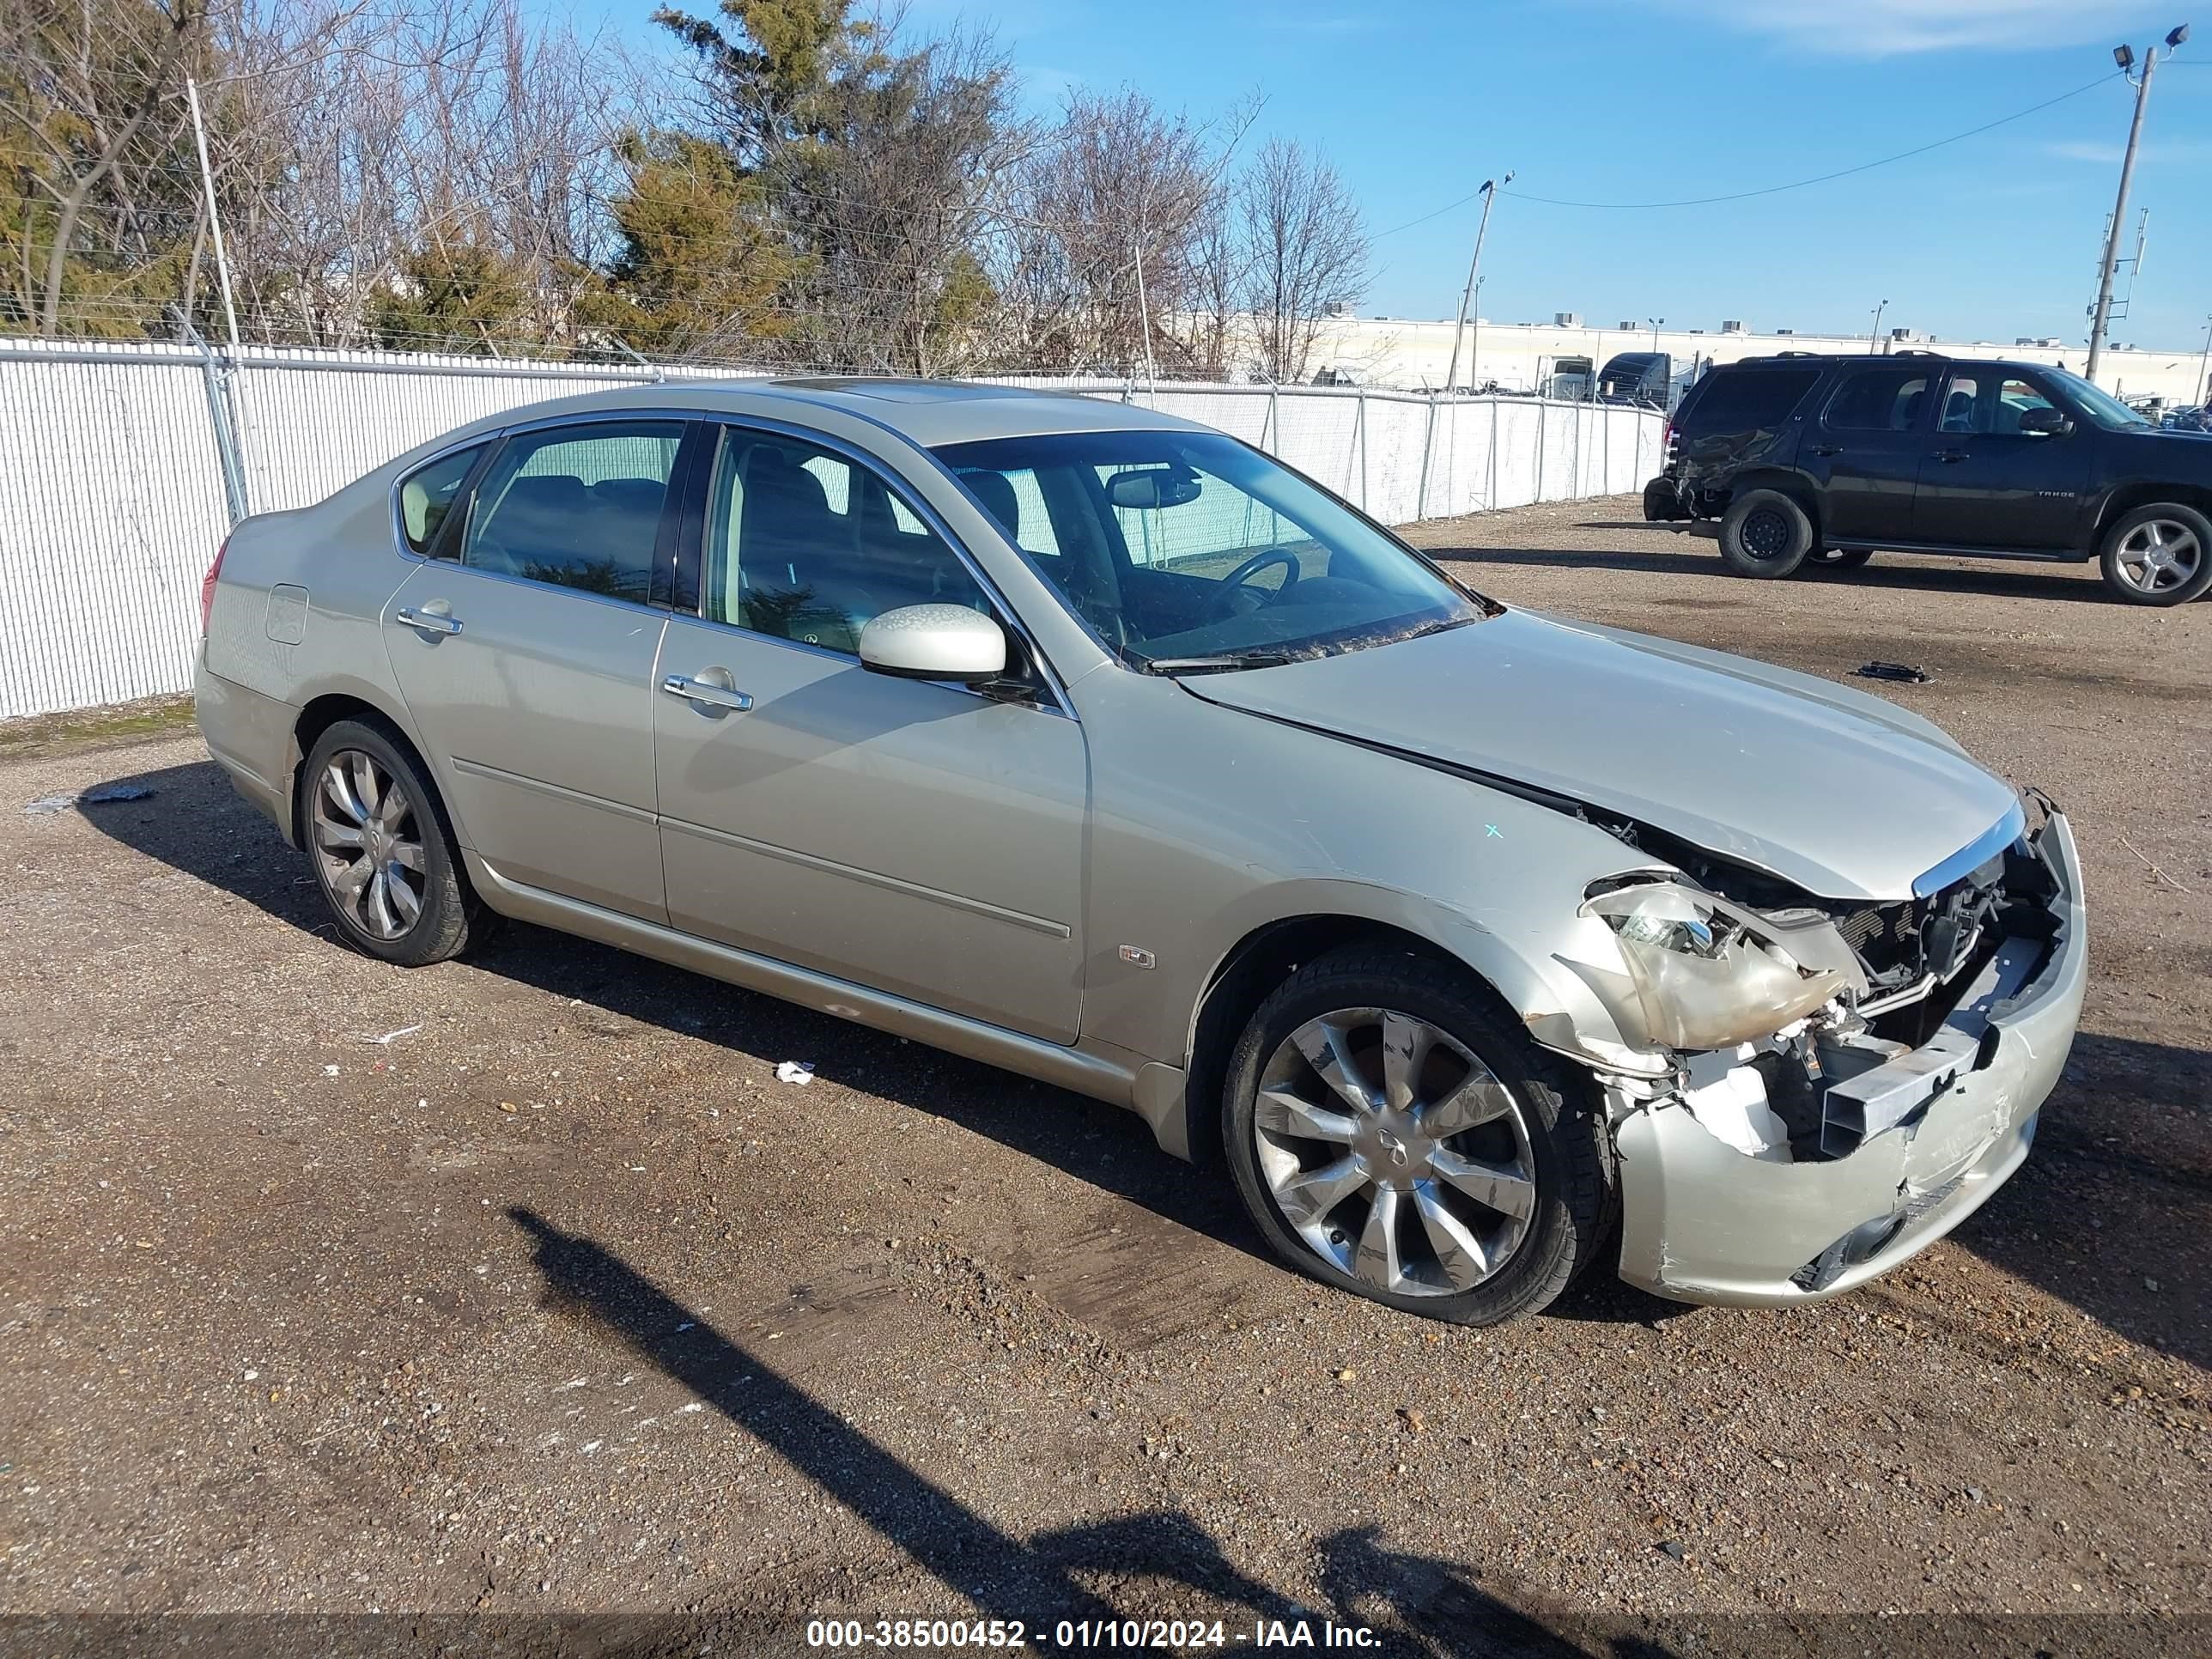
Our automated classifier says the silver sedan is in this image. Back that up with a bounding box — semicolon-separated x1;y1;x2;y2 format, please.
196;380;2087;1324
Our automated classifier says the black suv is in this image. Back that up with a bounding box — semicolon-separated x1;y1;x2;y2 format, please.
1644;352;2212;605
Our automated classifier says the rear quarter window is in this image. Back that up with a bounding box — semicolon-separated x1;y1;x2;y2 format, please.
1680;368;1822;429
398;445;483;555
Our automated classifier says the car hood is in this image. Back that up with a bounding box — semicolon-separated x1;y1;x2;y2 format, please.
1181;609;2022;902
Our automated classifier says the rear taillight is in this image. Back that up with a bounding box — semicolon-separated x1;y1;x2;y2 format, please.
200;536;229;635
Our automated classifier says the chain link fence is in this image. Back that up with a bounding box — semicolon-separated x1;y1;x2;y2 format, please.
0;337;1661;718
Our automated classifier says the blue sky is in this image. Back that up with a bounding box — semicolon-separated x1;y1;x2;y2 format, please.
595;0;2212;356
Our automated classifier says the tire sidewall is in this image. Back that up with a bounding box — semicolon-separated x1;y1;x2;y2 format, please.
301;720;469;966
1220;957;1603;1326
2098;503;2212;607
1718;489;1814;578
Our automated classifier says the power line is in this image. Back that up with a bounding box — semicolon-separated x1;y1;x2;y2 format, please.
1370;70;2124;237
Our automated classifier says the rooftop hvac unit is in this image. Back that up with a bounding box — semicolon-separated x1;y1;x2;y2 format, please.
1618;320;1638;331
1775;327;1795;335
1554;312;1582;327
1889;326;1916;341
1721;319;1747;333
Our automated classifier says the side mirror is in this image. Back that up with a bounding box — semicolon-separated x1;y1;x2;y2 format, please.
2019;407;2070;437
858;604;1006;684
1104;467;1202;509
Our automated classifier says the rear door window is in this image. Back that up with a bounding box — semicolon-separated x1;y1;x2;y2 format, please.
1683;368;1820;428
460;422;684;603
1824;369;1932;433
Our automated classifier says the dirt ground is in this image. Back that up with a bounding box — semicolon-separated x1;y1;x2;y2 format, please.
3;500;2208;1658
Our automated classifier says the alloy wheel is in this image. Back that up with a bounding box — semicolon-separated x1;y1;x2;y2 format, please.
312;749;427;940
1252;1007;1536;1297
2113;519;2203;596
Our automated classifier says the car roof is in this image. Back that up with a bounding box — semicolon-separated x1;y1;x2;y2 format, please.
426;376;1214;453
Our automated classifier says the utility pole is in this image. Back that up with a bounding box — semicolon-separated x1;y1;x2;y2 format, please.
1868;298;1887;353
2088;26;2188;383
1444;173;1510;395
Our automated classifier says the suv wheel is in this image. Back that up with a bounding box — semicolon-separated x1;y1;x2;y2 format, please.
1221;947;1613;1326
2098;503;2212;606
1717;489;1815;578
301;719;482;965
1810;546;1874;570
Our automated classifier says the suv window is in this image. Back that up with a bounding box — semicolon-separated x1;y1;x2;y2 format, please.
1938;371;2057;435
398;445;483;555
1823;369;1931;433
1682;367;1820;428
460;422;683;601
702;427;988;655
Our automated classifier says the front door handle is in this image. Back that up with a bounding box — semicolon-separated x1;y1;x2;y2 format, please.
1807;442;1842;457
1933;449;1970;463
395;605;463;636
661;672;754;713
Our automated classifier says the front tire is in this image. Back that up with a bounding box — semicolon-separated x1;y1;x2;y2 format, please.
1810;545;1875;570
301;719;480;966
1717;488;1814;578
1221;947;1613;1326
2098;503;2212;606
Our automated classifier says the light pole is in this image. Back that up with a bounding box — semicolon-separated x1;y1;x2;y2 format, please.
2197;313;2212;406
2088;25;2189;382
1869;298;1888;352
1647;316;1662;353
1444;172;1510;395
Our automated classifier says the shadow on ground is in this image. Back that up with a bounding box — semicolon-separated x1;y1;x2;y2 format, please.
506;1204;1673;1657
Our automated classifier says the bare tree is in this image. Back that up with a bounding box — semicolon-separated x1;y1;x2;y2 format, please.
993;87;1253;377
1237;136;1368;385
1;0;204;335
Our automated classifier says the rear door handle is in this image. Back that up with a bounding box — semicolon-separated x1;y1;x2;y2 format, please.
1807;442;1842;456
661;672;754;712
1933;449;1969;463
395;605;462;636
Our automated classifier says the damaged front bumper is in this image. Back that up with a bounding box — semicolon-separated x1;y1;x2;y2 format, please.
1612;811;2087;1308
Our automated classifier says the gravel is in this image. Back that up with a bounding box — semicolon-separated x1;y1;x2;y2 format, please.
1;499;2205;1656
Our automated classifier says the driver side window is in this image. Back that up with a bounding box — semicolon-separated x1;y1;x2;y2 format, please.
701;426;988;655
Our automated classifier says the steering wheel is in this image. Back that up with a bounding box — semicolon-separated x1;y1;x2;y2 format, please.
1207;549;1301;619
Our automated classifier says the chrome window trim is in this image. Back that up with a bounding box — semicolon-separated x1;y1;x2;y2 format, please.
681;412;1079;722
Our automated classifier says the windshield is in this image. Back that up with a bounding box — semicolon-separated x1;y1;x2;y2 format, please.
2050;368;2153;430
930;429;1486;670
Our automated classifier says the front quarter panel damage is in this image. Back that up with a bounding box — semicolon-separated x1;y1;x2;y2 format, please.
1612;813;2087;1307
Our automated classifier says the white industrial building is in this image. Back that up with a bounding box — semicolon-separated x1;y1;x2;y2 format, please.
1304;311;2210;410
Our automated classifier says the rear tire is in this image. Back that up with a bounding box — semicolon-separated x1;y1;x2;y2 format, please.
1221;946;1613;1327
300;719;481;966
2097;503;2212;606
1717;489;1815;578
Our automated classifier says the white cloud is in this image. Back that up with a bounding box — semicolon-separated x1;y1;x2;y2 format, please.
1672;1;2160;57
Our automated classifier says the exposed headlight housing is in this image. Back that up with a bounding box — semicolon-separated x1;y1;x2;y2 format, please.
1577;879;1863;1053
